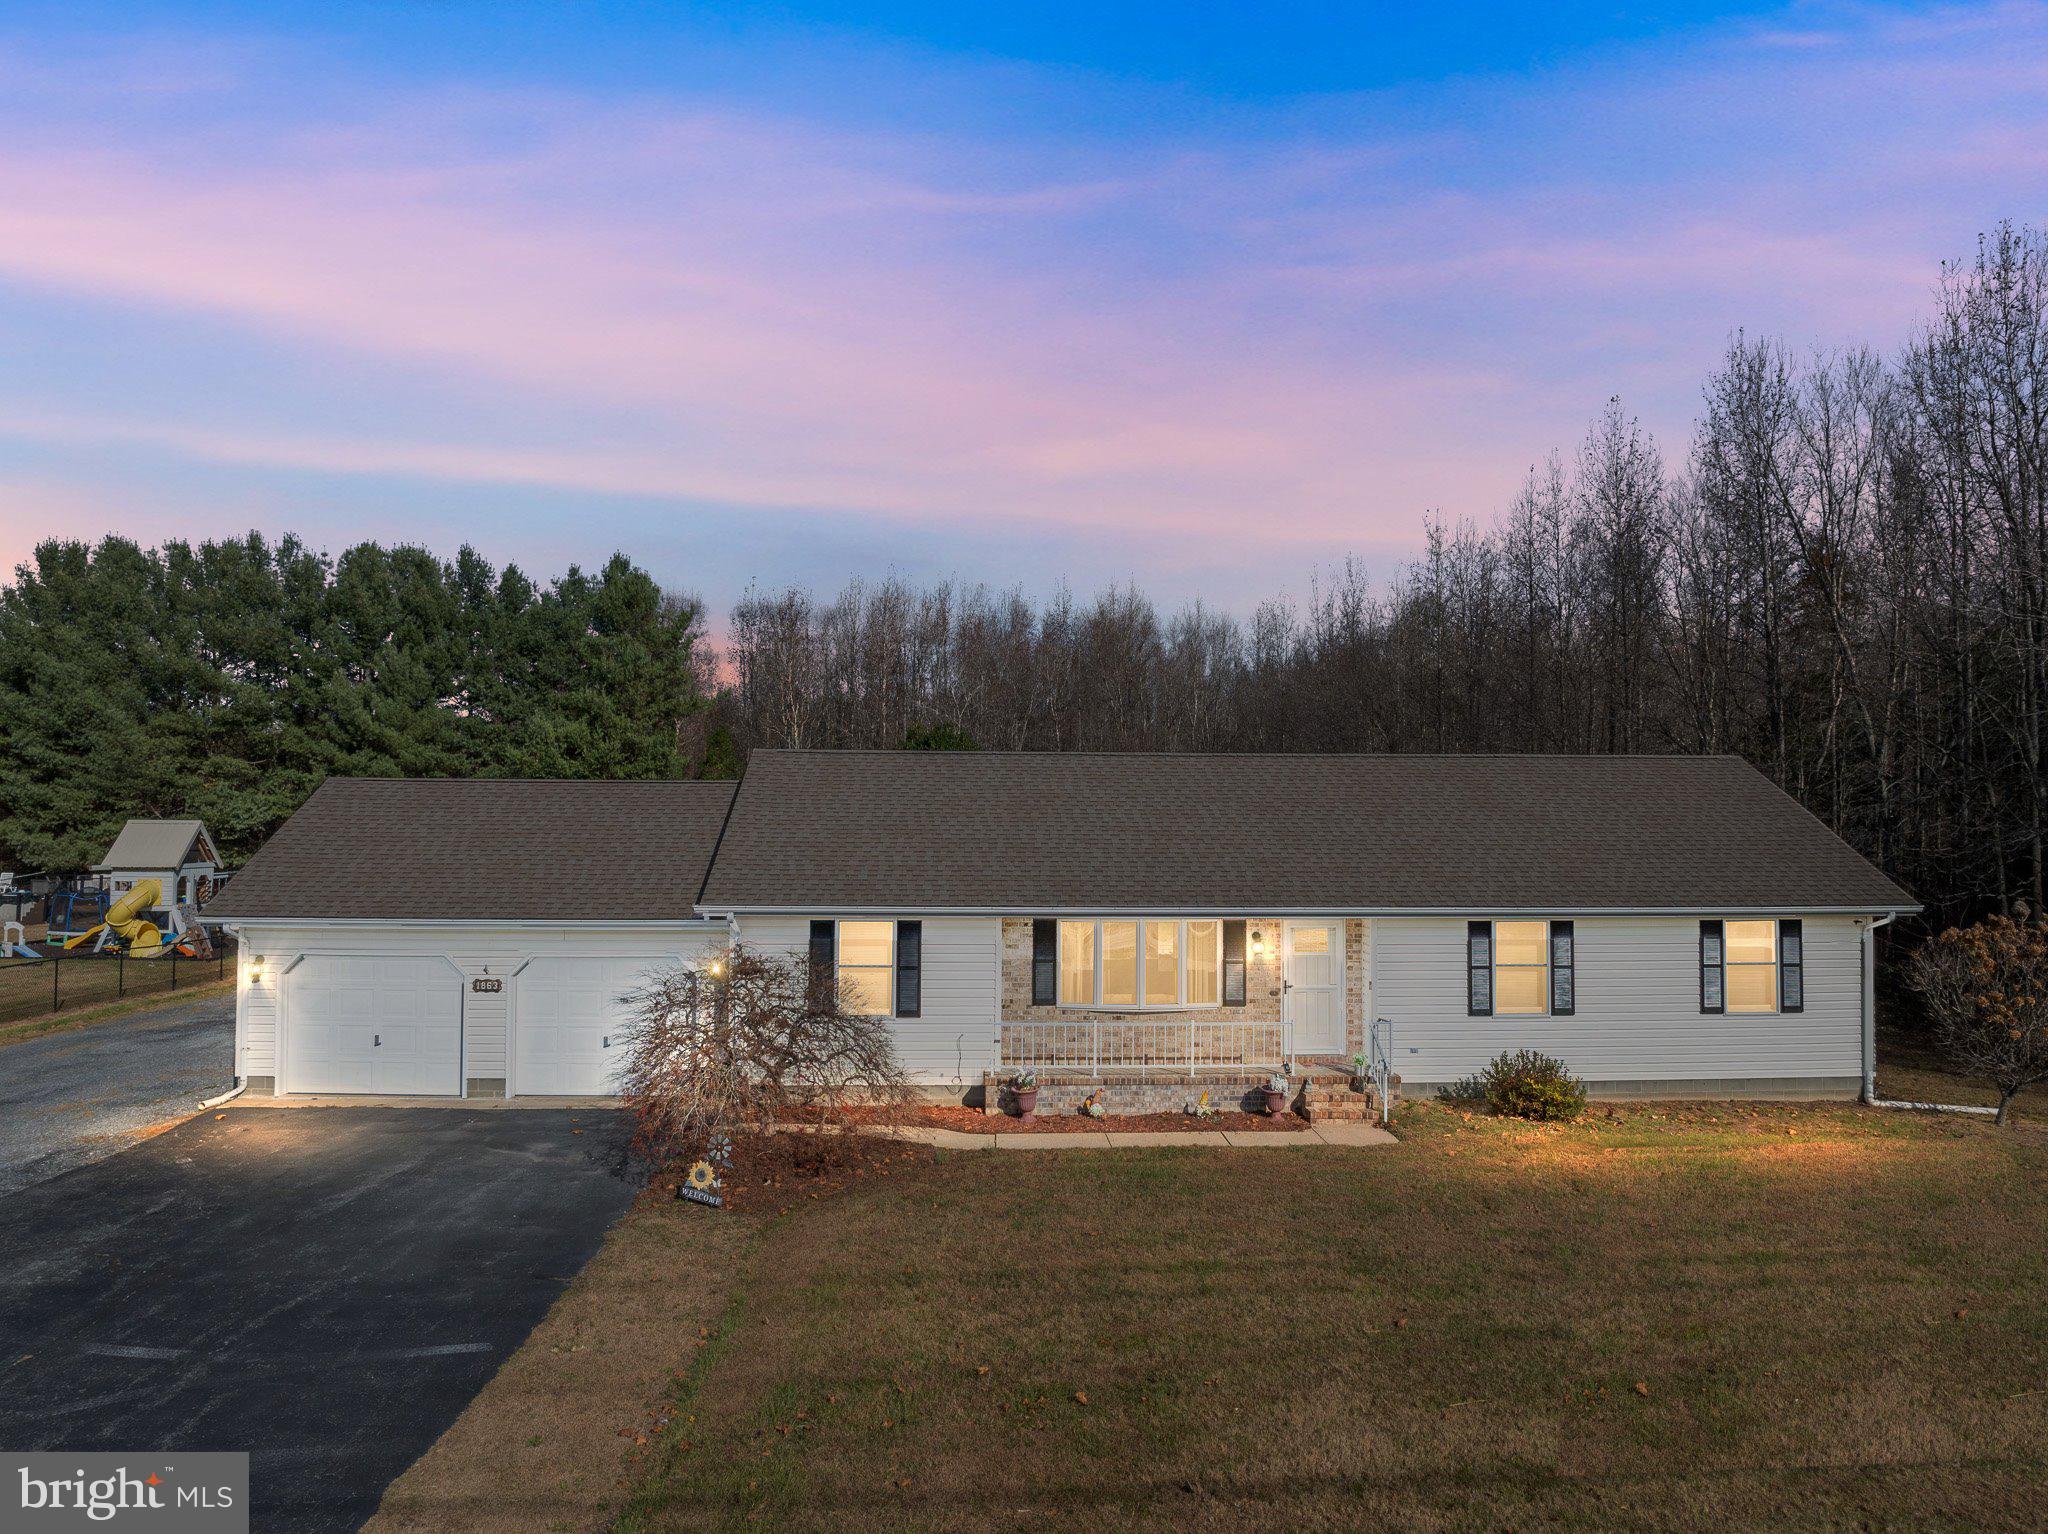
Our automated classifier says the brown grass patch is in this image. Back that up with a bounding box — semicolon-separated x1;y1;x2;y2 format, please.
363;1133;925;1533
617;1098;2048;1533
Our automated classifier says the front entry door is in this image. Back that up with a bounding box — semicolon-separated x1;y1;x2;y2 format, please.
1284;922;1343;1056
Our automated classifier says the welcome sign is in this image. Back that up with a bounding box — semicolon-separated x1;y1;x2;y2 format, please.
3;1454;248;1532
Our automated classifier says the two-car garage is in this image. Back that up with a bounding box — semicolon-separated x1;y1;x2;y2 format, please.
207;777;744;1101
264;945;714;1099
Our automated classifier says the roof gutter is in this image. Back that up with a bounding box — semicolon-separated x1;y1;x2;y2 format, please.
697;903;1920;919
202;917;729;930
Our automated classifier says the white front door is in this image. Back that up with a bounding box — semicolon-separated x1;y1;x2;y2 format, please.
1284;921;1343;1055
516;955;673;1097
284;956;463;1096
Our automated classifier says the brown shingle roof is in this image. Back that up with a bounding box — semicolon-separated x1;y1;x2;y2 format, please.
203;778;737;922
698;751;1914;912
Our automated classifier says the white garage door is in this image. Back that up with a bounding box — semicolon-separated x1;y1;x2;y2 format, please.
515;956;676;1097
284;956;463;1096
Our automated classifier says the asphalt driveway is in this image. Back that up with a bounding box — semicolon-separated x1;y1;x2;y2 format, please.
0;1106;642;1533
0;991;235;1195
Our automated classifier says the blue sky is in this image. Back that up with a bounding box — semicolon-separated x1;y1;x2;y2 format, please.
0;2;2042;620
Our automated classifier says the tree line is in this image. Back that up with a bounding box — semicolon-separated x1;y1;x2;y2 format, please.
717;224;2048;932
0;537;714;872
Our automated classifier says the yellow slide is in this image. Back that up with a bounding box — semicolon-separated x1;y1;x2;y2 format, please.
63;878;165;954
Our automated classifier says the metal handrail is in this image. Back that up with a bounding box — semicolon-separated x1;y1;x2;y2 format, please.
1369;1016;1394;1125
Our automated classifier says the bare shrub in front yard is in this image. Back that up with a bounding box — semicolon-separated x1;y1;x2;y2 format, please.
1910;906;2048;1125
617;943;912;1165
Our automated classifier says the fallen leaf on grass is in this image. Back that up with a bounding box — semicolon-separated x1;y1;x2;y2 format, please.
1074;1391;1089;1405
1633;1382;1650;1397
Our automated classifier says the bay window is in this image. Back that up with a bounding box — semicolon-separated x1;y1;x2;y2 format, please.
1056;919;1226;1009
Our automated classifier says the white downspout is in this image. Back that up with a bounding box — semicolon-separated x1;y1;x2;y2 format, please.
1861;911;1894;1104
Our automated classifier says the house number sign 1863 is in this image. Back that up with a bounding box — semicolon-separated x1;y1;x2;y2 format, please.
471;977;504;993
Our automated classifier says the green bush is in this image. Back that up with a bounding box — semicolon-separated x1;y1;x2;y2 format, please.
1445;1049;1587;1121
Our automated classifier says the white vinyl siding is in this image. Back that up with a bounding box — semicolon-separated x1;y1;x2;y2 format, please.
1373;914;1863;1088
737;915;998;1084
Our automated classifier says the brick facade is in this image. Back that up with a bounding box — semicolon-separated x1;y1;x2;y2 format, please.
1345;918;1368;1059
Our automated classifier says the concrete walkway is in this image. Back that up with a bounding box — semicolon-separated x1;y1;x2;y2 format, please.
240;1097;1397;1146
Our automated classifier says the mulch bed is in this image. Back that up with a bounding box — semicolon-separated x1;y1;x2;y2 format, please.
658;1131;937;1214
910;1104;1310;1134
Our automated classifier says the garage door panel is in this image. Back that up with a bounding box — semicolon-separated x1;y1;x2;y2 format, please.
285;957;462;1096
517;954;698;1097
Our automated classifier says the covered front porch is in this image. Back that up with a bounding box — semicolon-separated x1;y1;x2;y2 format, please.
987;915;1391;1118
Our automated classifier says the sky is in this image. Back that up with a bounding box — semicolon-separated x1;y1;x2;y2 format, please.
0;2;2043;620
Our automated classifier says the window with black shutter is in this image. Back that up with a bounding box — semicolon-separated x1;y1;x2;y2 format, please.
893;920;921;1018
808;919;835;1008
1222;919;1247;1006
1550;920;1575;1015
1778;919;1803;1013
1031;918;1057;1006
1467;921;1493;1016
1700;920;1725;1014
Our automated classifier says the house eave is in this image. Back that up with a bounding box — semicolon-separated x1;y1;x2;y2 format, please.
698;903;1921;919
206;916;730;930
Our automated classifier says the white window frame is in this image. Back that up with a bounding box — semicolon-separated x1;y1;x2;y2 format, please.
1722;917;1779;1015
836;919;895;1018
1056;918;1224;1011
1491;918;1552;1017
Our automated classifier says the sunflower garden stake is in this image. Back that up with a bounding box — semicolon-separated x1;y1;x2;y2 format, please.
680;1133;733;1207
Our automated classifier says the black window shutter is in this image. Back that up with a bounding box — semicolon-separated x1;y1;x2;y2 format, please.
1700;920;1724;1014
808;919;835;1008
1467;921;1493;1016
1778;919;1803;1013
895;920;922;1018
1031;918;1057;1006
1550;920;1575;1016
1222;919;1247;1007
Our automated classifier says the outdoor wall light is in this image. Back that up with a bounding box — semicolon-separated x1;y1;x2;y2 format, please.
708;958;724;978
1250;929;1265;957
247;955;265;982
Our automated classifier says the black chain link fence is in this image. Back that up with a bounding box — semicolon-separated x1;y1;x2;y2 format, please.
0;933;238;1027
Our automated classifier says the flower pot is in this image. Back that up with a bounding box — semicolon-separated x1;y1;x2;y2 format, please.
1262;1088;1288;1115
1013;1088;1039;1117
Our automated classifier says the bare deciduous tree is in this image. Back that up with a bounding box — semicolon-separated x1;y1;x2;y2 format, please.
711;223;2048;946
617;944;912;1164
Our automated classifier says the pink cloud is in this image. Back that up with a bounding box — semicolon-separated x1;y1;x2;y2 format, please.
0;1;2043;580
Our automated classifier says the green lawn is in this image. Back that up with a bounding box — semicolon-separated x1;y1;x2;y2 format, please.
618;1101;2048;1532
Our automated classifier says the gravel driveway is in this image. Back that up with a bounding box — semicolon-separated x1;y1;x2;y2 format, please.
0;992;234;1196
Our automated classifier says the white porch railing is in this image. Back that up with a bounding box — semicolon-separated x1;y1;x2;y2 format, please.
998;1017;1286;1074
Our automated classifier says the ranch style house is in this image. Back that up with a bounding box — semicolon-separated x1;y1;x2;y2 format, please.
200;750;1916;1112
